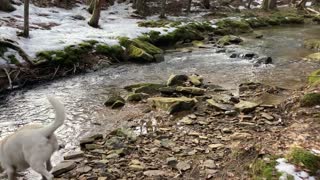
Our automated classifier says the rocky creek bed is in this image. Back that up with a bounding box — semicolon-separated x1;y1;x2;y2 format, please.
50;74;320;179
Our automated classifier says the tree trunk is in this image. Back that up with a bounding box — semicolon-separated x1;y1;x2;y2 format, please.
247;0;253;8
203;0;210;9
0;0;16;12
187;0;192;14
159;0;166;18
88;0;102;28
268;0;277;9
312;0;320;5
136;0;146;16
289;0;297;6
23;0;29;38
88;0;95;14
297;0;308;9
262;0;270;10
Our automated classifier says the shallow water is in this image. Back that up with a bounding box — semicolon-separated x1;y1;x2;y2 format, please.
0;25;319;179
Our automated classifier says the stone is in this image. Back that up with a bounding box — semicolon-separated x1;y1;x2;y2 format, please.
147;97;196;113
235;100;259;113
207;99;235;111
253;56;272;66
167;74;189;86
305;52;320;61
208;144;225;149
217;35;243;46
76;166;92;174
104;95;125;107
79;137;95;147
255;33;263;39
176;161;191;171
166;157;178;168
143;170;167;177
260;112;274;120
222;128;232;133
85;144;102;150
176;86;206;95
188;74;203;86
64;151;84;160
106;153;119;159
71;15;85;20
52;161;77;177
230;53;238;58
192;40;205;48
203;160;216;169
129;164;145;171
160;139;175;149
230;132;252;140
179;116;193;125
126;93;149;102
127;44;154;62
111;100;125;109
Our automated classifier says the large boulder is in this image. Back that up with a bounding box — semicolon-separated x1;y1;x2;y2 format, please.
147;97;196;113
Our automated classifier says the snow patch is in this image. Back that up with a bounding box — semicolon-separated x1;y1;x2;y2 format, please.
0;3;173;58
276;158;316;180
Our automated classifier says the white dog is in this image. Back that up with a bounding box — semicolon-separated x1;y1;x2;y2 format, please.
0;96;65;180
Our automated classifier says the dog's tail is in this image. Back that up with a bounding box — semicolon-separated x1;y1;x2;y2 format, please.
40;96;65;137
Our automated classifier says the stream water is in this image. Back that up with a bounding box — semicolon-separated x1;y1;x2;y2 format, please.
0;25;319;179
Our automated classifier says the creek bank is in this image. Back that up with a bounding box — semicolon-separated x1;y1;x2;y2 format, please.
0;7;317;94
51;73;320;179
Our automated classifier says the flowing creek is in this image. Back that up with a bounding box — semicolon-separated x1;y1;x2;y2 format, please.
0;25;319;179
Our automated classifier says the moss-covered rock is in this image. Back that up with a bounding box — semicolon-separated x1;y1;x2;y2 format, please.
176;86;206;95
131;39;163;55
251;157;282;179
124;83;165;94
304;39;320;50
105;95;125;107
96;44;124;60
300;93;320;107
287;147;320;174
215;19;253;35
147;97;196;113
217;35;243;46
308;69;320;85
126;93;149;102
188;74;203;86
127;45;154;62
167;74;189;86
137;20;182;28
305;52;320;61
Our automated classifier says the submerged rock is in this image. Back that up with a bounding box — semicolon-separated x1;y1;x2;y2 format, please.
217;35;243;46
253;56;273;66
127;44;154;62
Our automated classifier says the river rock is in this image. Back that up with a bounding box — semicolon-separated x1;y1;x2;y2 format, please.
52;161;77;177
147;97;196;113
303;39;320;50
217;35;243;46
166;157;178;168
207;99;235;111
188;74;203;86
208;144;225;149
179;116;193;125
159;86;176;95
203;160;216;169
176;161;191;171
126;93;149;102
167;74;189;86
64;151;84;160
235;100;259;113
143;170;167;177
111;100;125;109
176;86;206;95
76;166;92;174
253;56;272;66
305;52;320;61
104;95;125;107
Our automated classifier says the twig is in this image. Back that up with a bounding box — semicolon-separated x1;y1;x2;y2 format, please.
2;68;13;89
51;65;60;79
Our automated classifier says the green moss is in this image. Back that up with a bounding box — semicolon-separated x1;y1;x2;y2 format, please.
138;20;183;28
215;19;253;35
84;40;99;45
300;93;320;107
217;35;243;46
124;83;165;93
0;46;7;57
96;44;124;60
251;157;282;180
304;39;320;50
245;17;270;28
131;39;163;55
7;54;19;65
287;147;320;174
127;44;153;62
118;36;131;47
308;69;320;85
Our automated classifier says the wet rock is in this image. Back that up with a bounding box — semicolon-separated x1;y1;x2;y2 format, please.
52;161;77;177
230;132;252;140
71;15;85;20
154;53;165;62
235;100;259;113
225;110;237;116
64;151;84;160
260;112;274;120
176;86;206;95
79;137;95;147
143;170;167;177
111;100;125;109
159;86;176;95
147;97;196;113
243;53;258;60
216;48;226;53
104;95;125;107
303;39;320;50
203;160;216;169
253;56;273;66
85;144;102;150
176;161;191;171
207;99;235;111
188;74;203;86
126;93;149;102
217;35;243;46
110;128;137;141
166;157;178;168
124;83;165;92
230;53;238;58
167;74;189;86
255;33;263;39
127;44;154;62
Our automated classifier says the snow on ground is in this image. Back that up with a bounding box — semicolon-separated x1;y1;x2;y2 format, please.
276;158;316;180
0;2;173;58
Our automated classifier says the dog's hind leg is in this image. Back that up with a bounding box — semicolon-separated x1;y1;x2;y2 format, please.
30;160;53;180
6;167;17;180
46;160;53;171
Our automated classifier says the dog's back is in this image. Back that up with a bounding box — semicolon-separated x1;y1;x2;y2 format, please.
0;96;65;179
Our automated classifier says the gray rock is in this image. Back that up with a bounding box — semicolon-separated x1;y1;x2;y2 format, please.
64;151;84;160
207;99;235;111
176;161;191;171
230;132;252;140
52;161;77;177
76;166;92;174
143;170;167;177
167;74;189;86
166;157;178;168
203;160;216;169
235;100;259;113
260;112;274;120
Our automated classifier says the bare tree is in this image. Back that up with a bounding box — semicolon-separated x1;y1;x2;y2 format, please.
0;0;16;12
88;0;103;27
247;0;253;8
203;0;210;9
261;0;277;10
159;0;166;18
187;0;192;14
88;0;95;14
136;0;146;16
23;0;30;37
